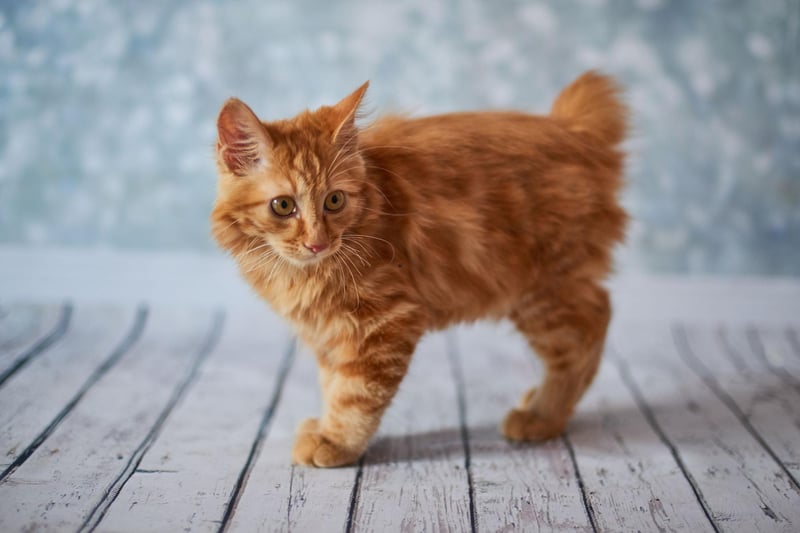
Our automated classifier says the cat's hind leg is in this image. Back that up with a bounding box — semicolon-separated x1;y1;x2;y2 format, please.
502;281;610;441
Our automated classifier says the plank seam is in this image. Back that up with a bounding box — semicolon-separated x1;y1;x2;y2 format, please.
217;335;297;533
79;309;226;533
0;303;73;389
561;433;598;533
445;330;477;533
716;328;749;373
287;465;295;528
746;326;800;394
673;324;800;490
344;456;365;533
0;306;146;483
787;327;800;360
611;347;721;533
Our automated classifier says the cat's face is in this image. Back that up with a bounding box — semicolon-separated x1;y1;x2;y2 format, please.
212;84;369;268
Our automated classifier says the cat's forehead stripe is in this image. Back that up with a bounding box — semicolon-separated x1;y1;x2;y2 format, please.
291;150;321;176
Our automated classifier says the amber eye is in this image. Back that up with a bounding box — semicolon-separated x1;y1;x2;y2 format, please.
270;196;296;217
324;190;346;212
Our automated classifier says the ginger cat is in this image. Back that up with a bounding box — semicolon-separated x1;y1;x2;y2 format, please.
211;71;627;467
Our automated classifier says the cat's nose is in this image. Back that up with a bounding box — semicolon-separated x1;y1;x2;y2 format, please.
304;242;329;254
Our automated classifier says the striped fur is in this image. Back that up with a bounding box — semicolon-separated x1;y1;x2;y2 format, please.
211;72;628;467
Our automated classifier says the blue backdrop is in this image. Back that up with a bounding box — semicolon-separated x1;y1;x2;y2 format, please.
1;0;798;275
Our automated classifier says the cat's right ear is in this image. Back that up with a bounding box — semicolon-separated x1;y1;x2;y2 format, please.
216;98;272;176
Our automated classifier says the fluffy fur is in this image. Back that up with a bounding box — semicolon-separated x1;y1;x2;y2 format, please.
211;71;628;467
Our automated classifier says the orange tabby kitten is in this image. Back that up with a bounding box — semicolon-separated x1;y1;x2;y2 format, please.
211;71;627;467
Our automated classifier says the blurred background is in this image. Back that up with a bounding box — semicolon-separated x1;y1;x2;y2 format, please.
1;0;798;276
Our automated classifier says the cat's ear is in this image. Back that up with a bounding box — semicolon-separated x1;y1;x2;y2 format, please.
216;98;272;176
329;81;369;146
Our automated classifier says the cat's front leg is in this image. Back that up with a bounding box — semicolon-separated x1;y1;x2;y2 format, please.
292;316;421;467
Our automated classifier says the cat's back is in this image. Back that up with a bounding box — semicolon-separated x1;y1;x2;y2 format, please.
360;110;612;187
356;104;626;324
363;110;565;156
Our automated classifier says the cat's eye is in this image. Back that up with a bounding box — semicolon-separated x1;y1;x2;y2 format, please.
324;190;346;212
270;196;296;217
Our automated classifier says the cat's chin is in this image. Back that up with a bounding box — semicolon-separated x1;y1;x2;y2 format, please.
286;249;337;269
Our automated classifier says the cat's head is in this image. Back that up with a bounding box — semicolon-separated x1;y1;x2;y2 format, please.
211;83;370;269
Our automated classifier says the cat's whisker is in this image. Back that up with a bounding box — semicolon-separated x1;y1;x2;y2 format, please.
266;255;289;281
334;250;361;312
341;236;377;262
218;217;241;233
248;246;278;263
331;253;347;293
240;241;273;260
327;147;358;172
326;137;360;178
349;239;377;260
346;233;396;262
327;162;365;183
245;247;281;274
340;242;370;267
360;164;409;181
342;235;380;262
245;255;272;274
339;245;364;275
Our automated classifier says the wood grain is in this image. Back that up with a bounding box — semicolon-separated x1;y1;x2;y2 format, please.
613;321;800;531
694;325;800;480
228;344;358;532
571;353;714;532
351;331;472;532
1;294;799;531
747;325;800;392
0;308;216;532
99;309;291;532
454;321;591;532
0;305;138;472
0;303;70;386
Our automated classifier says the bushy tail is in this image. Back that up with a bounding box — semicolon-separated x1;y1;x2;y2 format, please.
551;71;627;146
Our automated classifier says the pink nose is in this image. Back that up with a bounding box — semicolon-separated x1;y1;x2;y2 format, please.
304;242;329;254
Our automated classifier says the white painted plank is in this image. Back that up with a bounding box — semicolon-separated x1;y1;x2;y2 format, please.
0;303;43;349
570;356;714;531
229;344;357;532
693;325;800;478
0;307;215;532
613;322;800;531
454;322;591;532
787;328;800;361
351;332;472;532
750;325;800;384
99;308;291;533
0;303;67;378
0;305;137;470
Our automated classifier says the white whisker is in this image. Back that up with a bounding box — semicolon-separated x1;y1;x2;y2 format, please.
345;233;396;262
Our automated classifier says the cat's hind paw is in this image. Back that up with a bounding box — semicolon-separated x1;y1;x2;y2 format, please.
501;408;565;442
292;418;362;467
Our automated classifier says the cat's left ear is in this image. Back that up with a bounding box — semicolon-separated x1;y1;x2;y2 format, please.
329;81;369;145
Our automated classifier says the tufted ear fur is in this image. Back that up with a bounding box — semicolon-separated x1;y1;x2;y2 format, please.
217;98;272;176
326;81;369;147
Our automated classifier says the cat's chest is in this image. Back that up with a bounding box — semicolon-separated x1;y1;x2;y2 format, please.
255;271;360;347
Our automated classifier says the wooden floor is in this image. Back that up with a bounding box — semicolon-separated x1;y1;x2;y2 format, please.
1;302;799;532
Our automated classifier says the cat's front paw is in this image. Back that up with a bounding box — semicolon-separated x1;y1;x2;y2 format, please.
292;418;362;467
501;408;565;442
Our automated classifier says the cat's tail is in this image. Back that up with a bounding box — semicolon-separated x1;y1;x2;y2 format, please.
550;71;627;146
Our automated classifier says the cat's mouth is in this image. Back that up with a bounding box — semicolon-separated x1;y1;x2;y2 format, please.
291;242;340;267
